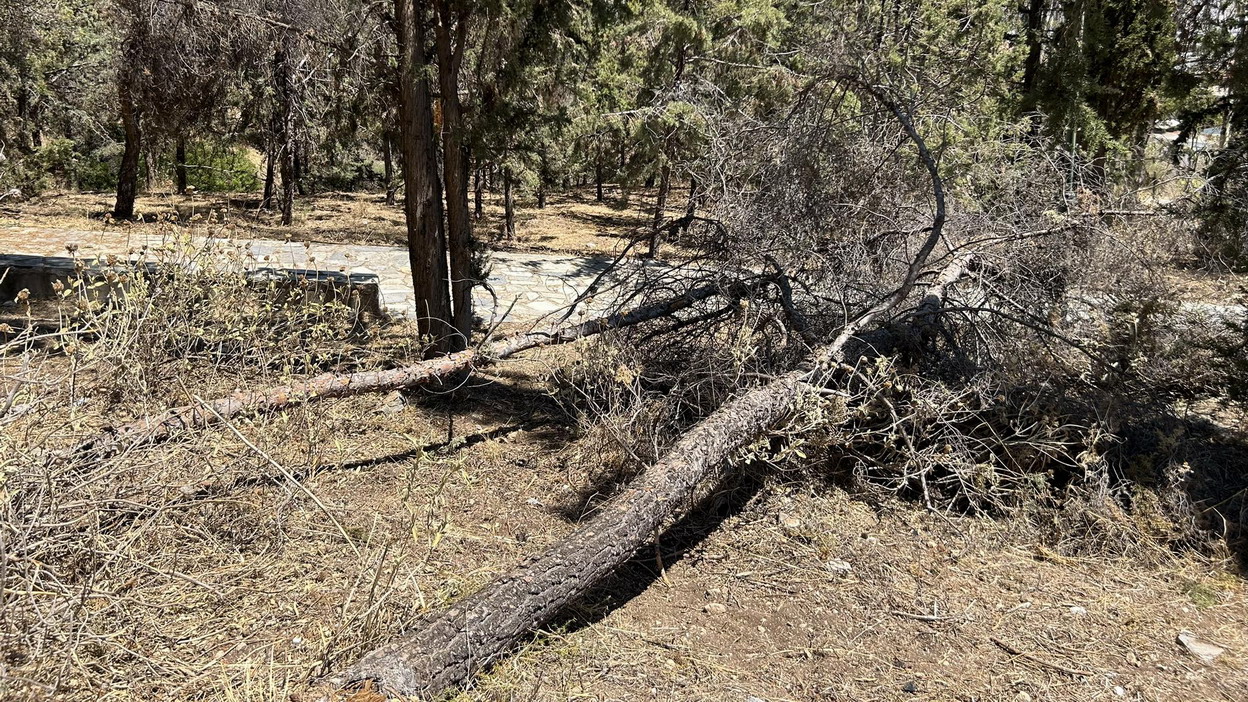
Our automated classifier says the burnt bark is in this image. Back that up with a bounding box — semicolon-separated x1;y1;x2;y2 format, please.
394;0;453;350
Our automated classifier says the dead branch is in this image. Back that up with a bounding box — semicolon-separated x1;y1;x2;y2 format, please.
67;282;746;461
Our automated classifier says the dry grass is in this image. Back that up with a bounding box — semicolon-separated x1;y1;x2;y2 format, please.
1;222;1247;702
2;185;681;258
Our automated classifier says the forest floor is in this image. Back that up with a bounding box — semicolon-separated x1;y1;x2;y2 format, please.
2;186;665;257
2;194;1248;701
2;344;1247;702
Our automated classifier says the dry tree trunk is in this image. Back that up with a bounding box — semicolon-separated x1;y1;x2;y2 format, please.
68;283;736;461
340;369;809;697
336;76;955;699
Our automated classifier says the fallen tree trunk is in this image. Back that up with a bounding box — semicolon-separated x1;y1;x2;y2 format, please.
338;78;960;698
336;259;972;698
69;282;741;461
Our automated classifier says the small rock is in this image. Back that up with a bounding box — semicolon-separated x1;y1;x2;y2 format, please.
778;512;802;530
703;603;727;615
901;680;919;694
1113;686;1126;697
1013;693;1032;702
1069;605;1088;616
825;558;853;574
745;697;766;702
378;390;406;414
1177;630;1225;663
525;497;545;507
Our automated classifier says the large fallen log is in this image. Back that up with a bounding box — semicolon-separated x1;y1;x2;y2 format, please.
336;256;972;698
69;281;745;461
337;77;960;698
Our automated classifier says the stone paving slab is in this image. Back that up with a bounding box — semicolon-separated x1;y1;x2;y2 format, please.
0;225;677;323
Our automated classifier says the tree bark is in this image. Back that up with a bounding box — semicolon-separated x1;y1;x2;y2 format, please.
344;367;809;698
175;136;188;194
595;144;604;202
294;138;306;196
435;2;475;350
69;283;731;461
647;164;671;257
1020;0;1046;113
261;140;276;210
502;166;515;239
473;166;483;219
395;0;454;350
383;132;396;206
114;59;142;220
275;40;297;226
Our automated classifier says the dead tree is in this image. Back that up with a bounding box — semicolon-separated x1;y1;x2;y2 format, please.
335;78;956;698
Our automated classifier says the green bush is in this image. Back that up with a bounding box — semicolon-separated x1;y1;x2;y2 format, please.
180;141;261;192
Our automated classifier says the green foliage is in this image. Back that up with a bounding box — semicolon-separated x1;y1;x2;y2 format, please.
179;141;262;193
1030;0;1179;158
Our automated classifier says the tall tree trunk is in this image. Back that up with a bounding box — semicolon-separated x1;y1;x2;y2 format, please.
435;2;475;349
536;178;546;209
114;65;142;220
1020;0;1046;116
677;176;698;239
261;140;276;209
595;143;604;202
275;40;297;225
143;146;157;191
383;132;396;206
648;164;671;257
294;138;306;196
473;166;483;219
395;0;453;351
502;167;515;239
175;136;188;195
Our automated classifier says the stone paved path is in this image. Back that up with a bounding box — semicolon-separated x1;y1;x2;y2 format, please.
0;225;672;322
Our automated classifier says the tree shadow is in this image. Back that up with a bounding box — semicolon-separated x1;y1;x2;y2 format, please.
1151;411;1248;571
548;470;767;632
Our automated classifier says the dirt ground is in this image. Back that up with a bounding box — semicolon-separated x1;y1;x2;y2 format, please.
1;186;664;257
0;329;1244;702
2;199;1247;702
